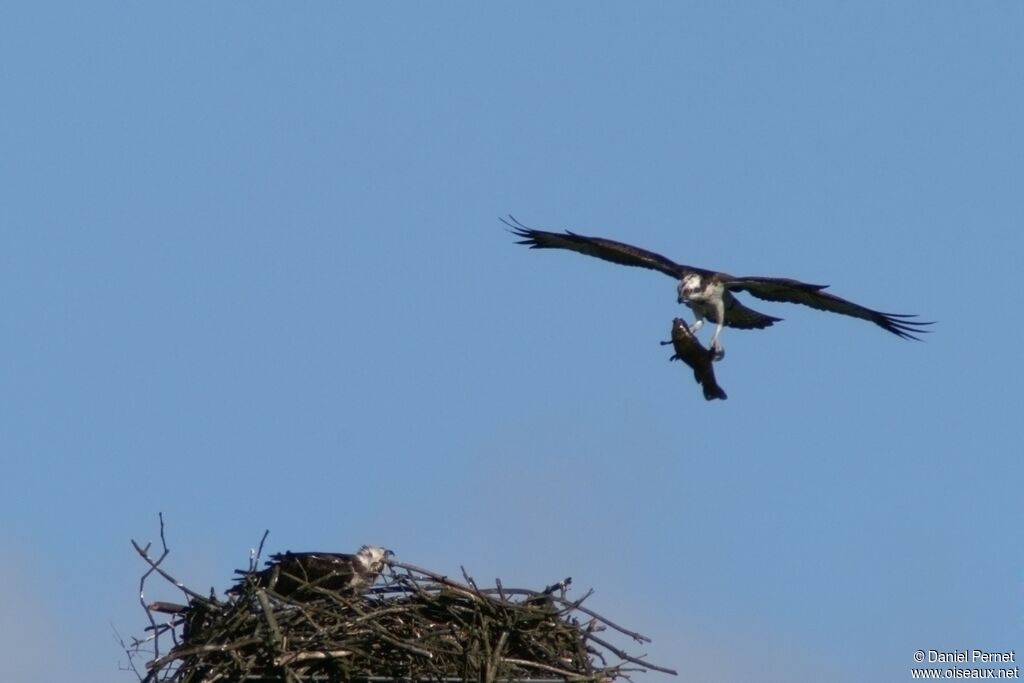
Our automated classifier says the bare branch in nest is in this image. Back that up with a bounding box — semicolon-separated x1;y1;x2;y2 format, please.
130;512;172;664
248;529;270;572
147;602;189;615
131;516;214;608
114;623;146;681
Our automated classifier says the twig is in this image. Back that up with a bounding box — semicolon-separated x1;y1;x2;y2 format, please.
485;628;509;683
255;588;284;652
133;513;170;661
113;623;145;681
570;598;652;644
131;540;214;605
501;657;603;680
251;529;270;571
145;637;263;670
274;649;353;666
586;633;678;676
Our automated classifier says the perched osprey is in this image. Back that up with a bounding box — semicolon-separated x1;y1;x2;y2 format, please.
506;216;931;359
662;317;727;401
229;545;393;600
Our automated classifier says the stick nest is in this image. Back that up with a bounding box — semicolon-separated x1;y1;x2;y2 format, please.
126;523;676;683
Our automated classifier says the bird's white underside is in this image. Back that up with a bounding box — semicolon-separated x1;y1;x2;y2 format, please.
678;275;727;359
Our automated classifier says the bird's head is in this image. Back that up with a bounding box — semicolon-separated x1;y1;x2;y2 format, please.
356;545;394;571
677;274;703;303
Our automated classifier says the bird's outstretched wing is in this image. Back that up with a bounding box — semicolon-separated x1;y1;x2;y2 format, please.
503;215;711;280
727;276;933;340
719;291;782;330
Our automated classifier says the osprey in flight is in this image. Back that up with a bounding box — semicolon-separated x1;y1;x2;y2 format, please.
506;216;931;359
230;545;393;600
662;317;727;401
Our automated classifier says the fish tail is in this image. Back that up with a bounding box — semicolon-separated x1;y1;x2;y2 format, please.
700;372;727;401
703;381;727;401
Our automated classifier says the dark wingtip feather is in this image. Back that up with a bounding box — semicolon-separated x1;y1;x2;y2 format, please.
501;215;542;247
503;215;582;251
500;214;524;230
500;214;527;235
879;315;936;341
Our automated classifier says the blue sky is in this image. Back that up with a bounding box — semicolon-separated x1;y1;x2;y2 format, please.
2;3;1021;682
